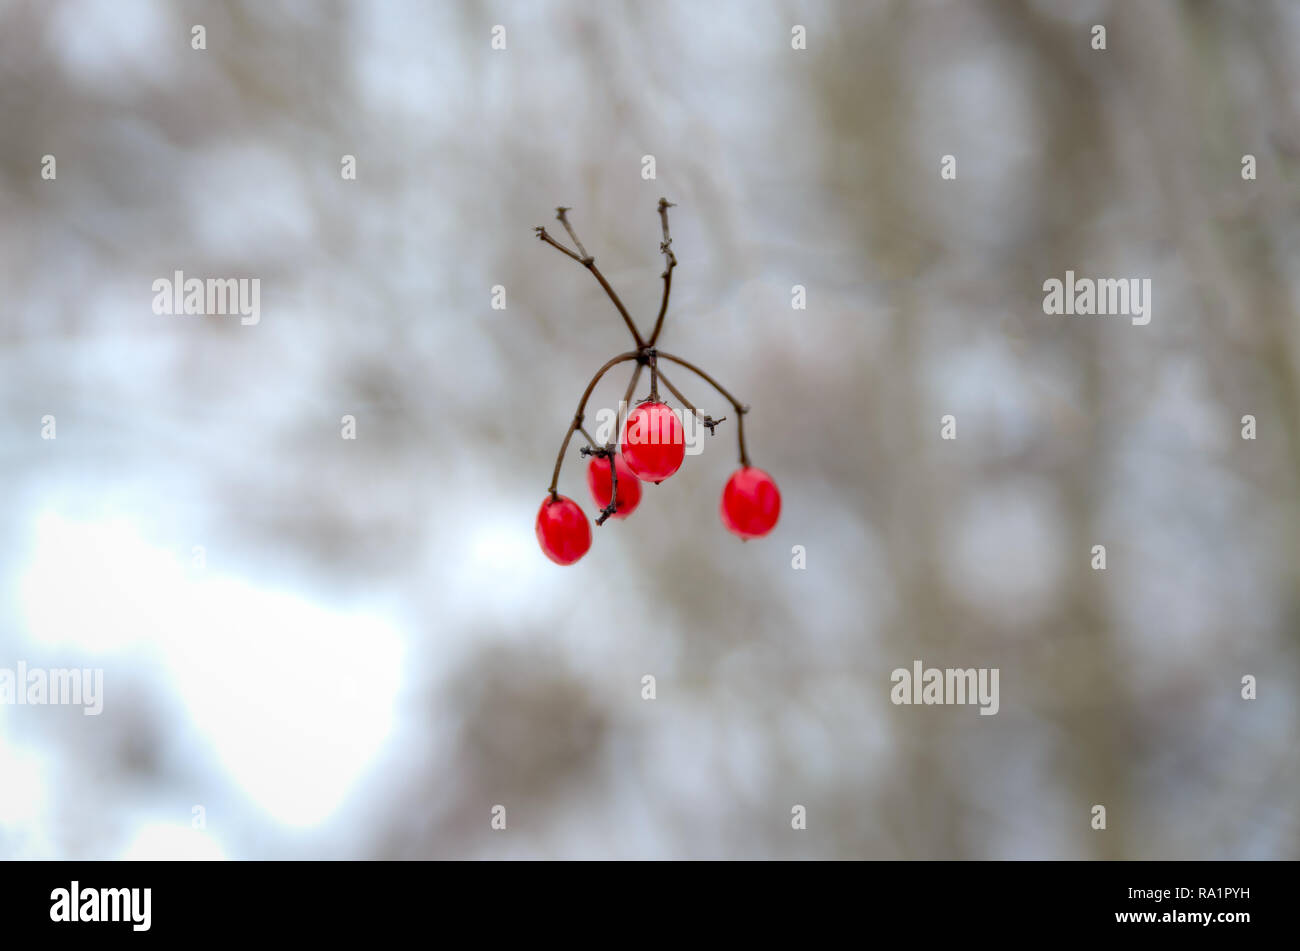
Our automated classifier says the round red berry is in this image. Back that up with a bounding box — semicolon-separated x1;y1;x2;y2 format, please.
586;452;642;519
720;467;780;539
621;401;685;483
535;495;591;565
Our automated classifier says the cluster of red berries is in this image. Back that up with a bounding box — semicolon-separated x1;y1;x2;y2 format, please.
533;201;781;566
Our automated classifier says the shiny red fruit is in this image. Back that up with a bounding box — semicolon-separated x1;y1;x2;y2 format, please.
621;401;685;483
535;495;591;565
720;467;781;539
586;453;642;519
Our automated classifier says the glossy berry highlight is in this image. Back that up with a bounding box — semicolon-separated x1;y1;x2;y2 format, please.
535;495;591;565
620;401;685;483
587;452;642;519
721;467;781;539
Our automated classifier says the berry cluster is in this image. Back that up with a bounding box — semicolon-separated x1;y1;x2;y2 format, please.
534;200;781;565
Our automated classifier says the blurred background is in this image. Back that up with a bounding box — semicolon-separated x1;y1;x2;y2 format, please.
1;0;1297;859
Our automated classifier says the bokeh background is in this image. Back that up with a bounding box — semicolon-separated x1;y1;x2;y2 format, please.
1;0;1298;859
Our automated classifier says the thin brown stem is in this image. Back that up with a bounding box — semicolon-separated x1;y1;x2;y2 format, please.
658;368;728;437
596;440;619;526
656;351;751;467
647;198;677;345
587;264;646;348
534;227;584;263
537;209;647;348
554;207;589;261
578;442;621;525
548;352;640;498
647;350;660;401
656;368;697;414
617;364;643;442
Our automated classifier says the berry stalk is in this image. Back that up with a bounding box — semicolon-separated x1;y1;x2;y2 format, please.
647;197;677;346
655;351;752;468
547;351;639;500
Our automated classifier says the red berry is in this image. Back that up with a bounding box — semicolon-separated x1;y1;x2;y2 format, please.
720;467;781;539
535;495;591;565
621;401;685;483
586;452;642;519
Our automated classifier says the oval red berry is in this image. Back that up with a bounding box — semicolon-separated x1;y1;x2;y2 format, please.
620;401;686;483
720;467;780;539
535;495;592;565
